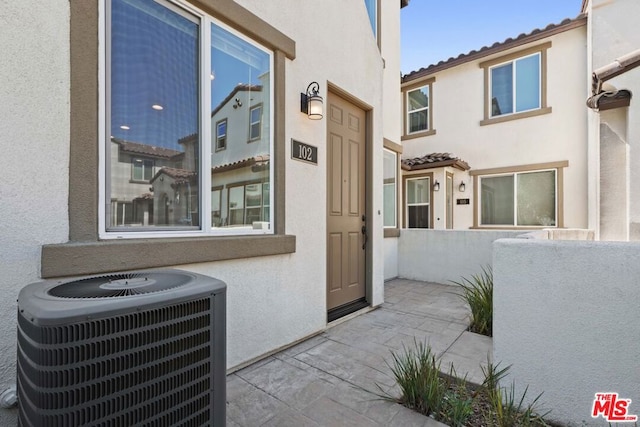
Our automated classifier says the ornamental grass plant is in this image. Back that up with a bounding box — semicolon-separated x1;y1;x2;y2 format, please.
452;265;493;337
385;342;552;426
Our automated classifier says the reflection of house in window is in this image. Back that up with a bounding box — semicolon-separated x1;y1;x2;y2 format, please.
150;166;199;227
110;138;183;227
210;155;270;227
211;186;222;227
210;79;271;228
228;181;268;226
216;119;227;151
131;158;154;181
249;105;262;141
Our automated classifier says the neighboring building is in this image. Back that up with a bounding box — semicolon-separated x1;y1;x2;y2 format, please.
110;138;184;226
0;0;406;423
397;16;589;232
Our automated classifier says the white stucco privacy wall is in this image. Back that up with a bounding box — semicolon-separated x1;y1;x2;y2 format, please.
0;1;70;424
384;237;399;280
494;238;640;426
398;229;522;284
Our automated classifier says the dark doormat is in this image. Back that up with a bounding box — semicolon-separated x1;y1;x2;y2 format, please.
327;297;368;322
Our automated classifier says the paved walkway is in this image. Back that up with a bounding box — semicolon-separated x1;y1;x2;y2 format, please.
226;278;493;426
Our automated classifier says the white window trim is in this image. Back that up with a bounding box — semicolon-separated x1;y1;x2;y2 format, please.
383;149;397;229
406;85;430;134
216;119;227;151
249;105;262;141
478;168;557;227
99;0;275;239
489;52;541;119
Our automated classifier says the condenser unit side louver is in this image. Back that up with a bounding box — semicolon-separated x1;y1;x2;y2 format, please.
16;269;226;427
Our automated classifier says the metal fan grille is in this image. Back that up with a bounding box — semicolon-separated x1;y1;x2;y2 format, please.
17;298;215;426
48;272;192;298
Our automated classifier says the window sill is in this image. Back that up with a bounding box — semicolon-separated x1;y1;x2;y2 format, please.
480;107;552;126
401;129;436;141
384;228;400;238
41;234;296;278
469;226;556;230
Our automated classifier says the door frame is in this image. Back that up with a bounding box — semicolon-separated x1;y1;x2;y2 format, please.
326;83;373;319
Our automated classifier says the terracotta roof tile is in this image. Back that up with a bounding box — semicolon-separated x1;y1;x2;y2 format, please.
150;167;197;184
113;138;183;159
402;14;586;82
402;153;470;171
211;155;270;173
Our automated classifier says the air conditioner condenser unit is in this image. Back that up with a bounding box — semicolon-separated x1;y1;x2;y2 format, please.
16;269;226;426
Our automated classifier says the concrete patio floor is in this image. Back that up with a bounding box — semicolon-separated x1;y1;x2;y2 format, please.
226;278;493;426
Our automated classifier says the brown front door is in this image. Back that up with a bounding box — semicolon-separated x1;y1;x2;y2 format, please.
326;92;367;317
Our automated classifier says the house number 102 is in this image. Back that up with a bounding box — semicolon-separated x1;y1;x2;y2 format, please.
291;139;318;165
298;144;313;161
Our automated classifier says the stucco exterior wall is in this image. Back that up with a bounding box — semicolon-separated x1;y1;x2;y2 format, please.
587;0;640;240
494;238;640;426
0;0;400;422
384;237;399;280
0;1;70;423
401;25;588;230
398;229;522;284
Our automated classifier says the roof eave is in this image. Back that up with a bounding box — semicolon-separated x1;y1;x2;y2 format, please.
402;159;470;171
403;14;587;84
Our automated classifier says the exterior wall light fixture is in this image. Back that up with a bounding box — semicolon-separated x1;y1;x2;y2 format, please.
301;81;323;120
459;181;466;192
433;180;440;191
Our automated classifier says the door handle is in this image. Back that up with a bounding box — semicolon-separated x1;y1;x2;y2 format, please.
361;225;368;250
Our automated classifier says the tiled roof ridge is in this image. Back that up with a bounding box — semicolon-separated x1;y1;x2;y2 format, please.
402;14;587;82
112;137;183;159
150;166;197;184
402;152;470;171
211;154;270;172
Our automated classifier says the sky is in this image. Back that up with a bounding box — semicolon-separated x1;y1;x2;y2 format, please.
401;0;584;75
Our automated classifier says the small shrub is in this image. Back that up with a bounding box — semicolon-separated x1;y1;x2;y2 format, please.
384;343;552;426
481;360;550;426
452;265;493;336
386;341;473;426
387;340;446;416
441;378;474;426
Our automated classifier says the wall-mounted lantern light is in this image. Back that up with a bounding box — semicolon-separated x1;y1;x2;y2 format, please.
433;180;440;192
301;81;323;120
459;181;466;192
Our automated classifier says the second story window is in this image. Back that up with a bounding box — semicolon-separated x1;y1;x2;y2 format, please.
131;158;153;182
249;105;262;141
490;53;540;117
407;85;429;133
480;42;551;125
402;77;435;139
216;119;227;151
